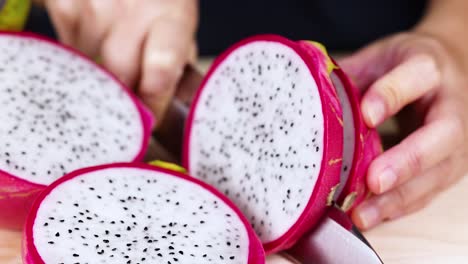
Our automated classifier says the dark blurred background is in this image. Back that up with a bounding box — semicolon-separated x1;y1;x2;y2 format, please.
25;0;427;55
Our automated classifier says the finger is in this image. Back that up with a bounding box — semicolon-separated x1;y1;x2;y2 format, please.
45;0;81;46
353;159;452;229
386;195;433;221
361;54;441;126
75;0;116;57
140;19;194;121
337;38;390;90
100;1;157;87
187;41;198;65
367;116;463;194
139;4;197;122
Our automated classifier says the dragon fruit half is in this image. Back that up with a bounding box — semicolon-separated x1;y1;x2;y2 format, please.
183;35;382;253
23;163;265;264
0;32;153;229
183;35;345;253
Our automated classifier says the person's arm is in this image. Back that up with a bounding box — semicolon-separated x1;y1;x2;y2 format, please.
339;0;468;230
416;0;468;71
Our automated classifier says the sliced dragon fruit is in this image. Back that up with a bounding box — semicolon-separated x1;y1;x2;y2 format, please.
298;41;382;211
330;66;382;211
183;35;344;253
0;32;153;229
23;163;265;264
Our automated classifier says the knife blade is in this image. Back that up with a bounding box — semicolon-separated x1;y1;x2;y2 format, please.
152;64;203;161
286;206;383;264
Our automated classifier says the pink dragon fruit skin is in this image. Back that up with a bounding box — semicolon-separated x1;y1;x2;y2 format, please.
183;35;344;253
0;31;154;229
298;41;382;212
0;172;44;230
332;64;382;211
23;163;265;264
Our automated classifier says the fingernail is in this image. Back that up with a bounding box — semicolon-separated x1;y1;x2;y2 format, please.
362;99;385;126
357;204;380;229
378;168;397;193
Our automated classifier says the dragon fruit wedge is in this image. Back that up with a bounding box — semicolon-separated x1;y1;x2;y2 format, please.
183;35;344;253
0;32;153;229
298;41;382;212
23;163;265;264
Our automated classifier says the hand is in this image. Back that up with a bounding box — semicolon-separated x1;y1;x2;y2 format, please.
44;0;198;123
266;254;296;264
339;32;468;229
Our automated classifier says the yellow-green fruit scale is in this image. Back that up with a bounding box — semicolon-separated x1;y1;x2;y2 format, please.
0;0;31;31
148;160;187;173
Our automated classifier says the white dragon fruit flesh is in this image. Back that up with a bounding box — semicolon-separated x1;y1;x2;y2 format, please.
183;35;344;253
23;163;265;264
0;32;153;229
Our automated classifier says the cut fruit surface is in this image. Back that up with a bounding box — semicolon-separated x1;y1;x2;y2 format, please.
184;35;343;253
0;32;153;229
23;163;265;264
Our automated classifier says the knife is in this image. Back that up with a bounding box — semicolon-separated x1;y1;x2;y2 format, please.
286;205;383;264
153;64;384;264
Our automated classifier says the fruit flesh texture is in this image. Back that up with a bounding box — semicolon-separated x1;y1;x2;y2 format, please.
188;40;324;243
25;164;264;264
0;34;146;185
185;35;343;253
0;32;153;229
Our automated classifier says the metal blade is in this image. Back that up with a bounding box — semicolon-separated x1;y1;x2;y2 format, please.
152;65;202;160
287;209;383;264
